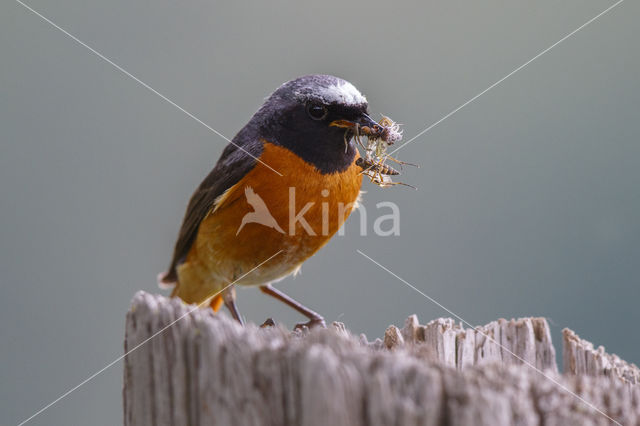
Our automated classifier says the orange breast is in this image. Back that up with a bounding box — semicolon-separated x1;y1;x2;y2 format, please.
177;142;362;300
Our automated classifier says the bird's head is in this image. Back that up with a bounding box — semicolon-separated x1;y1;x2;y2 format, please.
250;74;380;173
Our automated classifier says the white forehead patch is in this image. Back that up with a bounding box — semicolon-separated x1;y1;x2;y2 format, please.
295;80;367;106
321;81;367;105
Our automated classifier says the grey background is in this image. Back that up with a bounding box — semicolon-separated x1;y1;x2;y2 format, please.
1;0;639;424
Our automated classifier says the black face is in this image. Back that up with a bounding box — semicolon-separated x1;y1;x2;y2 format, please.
247;75;377;174
270;100;371;173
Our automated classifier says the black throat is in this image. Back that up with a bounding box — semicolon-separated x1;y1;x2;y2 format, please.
272;127;356;174
255;106;357;174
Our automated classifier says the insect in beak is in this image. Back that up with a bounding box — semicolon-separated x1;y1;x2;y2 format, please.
330;114;381;152
332;113;415;188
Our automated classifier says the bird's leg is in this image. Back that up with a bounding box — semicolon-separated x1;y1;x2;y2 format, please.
259;284;326;330
222;286;244;325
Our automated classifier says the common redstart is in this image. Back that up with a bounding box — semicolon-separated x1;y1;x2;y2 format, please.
159;75;382;328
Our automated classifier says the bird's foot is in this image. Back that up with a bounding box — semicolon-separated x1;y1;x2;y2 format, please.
260;318;276;328
294;317;326;332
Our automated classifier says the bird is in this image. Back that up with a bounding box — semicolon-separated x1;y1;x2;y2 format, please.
159;74;381;328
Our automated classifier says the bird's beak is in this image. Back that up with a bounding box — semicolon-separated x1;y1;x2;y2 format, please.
329;113;379;131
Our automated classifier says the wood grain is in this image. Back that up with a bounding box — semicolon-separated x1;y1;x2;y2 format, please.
123;292;639;426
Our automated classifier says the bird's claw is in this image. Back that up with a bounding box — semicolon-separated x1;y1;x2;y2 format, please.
260;317;276;328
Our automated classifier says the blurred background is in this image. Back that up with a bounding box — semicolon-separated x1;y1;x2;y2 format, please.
1;0;639;424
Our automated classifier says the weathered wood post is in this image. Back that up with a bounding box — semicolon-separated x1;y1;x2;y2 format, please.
123;292;639;425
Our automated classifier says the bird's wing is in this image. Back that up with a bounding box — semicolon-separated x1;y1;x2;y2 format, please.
160;139;262;283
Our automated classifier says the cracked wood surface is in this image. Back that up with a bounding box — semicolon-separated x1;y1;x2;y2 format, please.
123;292;639;426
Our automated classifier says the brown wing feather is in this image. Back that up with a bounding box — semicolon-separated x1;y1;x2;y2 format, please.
160;140;261;283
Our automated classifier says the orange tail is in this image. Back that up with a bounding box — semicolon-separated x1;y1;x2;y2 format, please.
209;294;224;311
169;279;223;312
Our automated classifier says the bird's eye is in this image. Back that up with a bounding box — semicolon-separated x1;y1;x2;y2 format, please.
306;103;328;120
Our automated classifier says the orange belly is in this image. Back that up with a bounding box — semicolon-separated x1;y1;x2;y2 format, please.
174;142;362;304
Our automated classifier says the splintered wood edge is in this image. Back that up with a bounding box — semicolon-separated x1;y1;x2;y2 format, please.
125;291;638;377
563;327;640;384
123;292;639;426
